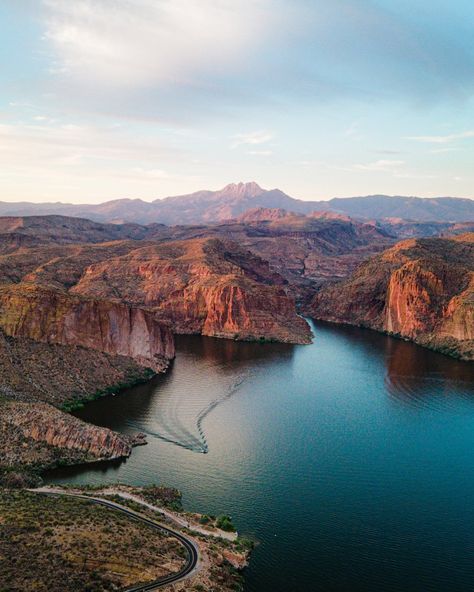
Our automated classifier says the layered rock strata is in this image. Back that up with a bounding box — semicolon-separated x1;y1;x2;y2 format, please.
308;234;474;360
0;400;134;472
70;238;312;344
0;285;175;371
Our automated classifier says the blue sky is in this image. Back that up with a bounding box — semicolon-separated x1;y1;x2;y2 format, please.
1;0;474;203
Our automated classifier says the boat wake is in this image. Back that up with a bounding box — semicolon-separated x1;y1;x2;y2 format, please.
129;374;248;453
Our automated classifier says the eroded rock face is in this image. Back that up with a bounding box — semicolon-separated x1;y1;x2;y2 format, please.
71;238;312;344
165;215;392;296
308;234;474;360
0;401;133;469
14;403;132;459
0;231;314;344
0;285;175;371
0;329;156;407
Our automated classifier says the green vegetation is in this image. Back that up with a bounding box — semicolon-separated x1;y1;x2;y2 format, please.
0;467;42;489
235;536;255;552
216;514;237;532
0;490;186;592
60;369;155;412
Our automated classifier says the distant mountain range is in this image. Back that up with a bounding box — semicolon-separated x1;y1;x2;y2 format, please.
1;182;473;224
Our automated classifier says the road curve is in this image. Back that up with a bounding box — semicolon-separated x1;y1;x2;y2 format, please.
32;490;199;591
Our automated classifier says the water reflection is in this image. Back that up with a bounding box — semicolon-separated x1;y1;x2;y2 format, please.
384;337;474;409
307;320;474;409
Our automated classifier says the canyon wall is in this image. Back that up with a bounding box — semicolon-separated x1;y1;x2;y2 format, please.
308;234;474;360
9;402;133;459
0;329;155;407
0;285;175;371
70;238;312;344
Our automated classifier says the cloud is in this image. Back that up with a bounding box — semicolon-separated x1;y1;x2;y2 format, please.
429;147;459;154
353;159;404;172
0;119;181;191
130;167;170;179
247;150;273;156
394;172;436;180
352;159;435;180
29;0;474;124
230;131;274;149
42;0;275;88
406;130;474;144
0;117;202;200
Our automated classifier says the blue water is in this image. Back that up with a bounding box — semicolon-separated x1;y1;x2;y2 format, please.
49;320;474;592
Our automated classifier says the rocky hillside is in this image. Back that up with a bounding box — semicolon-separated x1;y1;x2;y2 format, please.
0;400;136;472
0;329;154;407
139;213;391;298
0;213;393;293
375;219;474;239
0;231;311;344
308;234;474;360
69;237;312;344
0;327;155;481
0;215;151;253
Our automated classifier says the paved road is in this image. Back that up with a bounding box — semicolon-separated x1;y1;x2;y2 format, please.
33;490;199;591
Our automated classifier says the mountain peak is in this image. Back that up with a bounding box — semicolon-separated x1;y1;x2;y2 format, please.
220;181;264;198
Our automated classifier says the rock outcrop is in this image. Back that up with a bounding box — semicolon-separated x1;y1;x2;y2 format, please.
0;285;175;371
70;238;312;344
0;329;155;407
0;400;134;471
10;402;132;459
308;234;474;360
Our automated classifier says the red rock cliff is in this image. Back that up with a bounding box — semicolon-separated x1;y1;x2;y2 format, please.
70;238;312;344
308;234;474;360
0;285;175;371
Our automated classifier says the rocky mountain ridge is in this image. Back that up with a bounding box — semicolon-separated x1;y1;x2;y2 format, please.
0;182;472;224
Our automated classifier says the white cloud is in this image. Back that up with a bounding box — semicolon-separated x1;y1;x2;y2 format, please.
247;150;273;156
406;130;474;144
0;121;169;165
0;120;184;196
42;0;275;88
429;147;458;154
0;116;210;201
230;131;274;149
353;160;404;172
394;172;436;180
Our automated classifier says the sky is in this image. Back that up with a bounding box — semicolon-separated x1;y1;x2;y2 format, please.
1;0;474;203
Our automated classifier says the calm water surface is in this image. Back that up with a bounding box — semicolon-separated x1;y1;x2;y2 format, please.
49;320;474;592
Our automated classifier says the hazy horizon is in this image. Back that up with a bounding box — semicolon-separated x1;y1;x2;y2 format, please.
0;180;473;206
2;1;474;203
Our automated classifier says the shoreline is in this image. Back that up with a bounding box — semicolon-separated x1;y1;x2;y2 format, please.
308;316;474;363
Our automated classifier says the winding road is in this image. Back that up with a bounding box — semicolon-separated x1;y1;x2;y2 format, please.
31;489;199;591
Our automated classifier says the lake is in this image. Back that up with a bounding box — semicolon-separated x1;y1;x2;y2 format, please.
49;320;474;592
